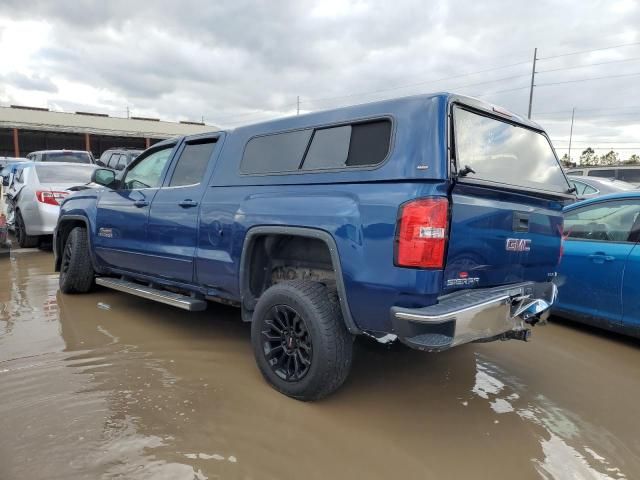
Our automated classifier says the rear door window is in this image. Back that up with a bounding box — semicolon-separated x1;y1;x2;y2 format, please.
107;154;119;169
169;140;217;186
116;155;128;171
453;107;570;195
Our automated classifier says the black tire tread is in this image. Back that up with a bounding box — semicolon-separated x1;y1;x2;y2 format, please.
252;280;353;401
59;227;94;293
16;210;39;248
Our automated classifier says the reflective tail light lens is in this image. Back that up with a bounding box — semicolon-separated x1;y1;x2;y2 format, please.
36;190;68;206
395;198;449;268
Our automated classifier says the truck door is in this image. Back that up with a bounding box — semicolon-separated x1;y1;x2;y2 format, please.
94;143;177;273
145;135;222;283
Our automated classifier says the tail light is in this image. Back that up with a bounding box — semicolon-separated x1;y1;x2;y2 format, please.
36;190;68;206
395;197;449;268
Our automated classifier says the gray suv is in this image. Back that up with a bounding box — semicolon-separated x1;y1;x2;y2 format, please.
97;148;143;171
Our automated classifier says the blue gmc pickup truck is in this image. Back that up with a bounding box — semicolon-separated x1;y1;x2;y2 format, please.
54;93;572;400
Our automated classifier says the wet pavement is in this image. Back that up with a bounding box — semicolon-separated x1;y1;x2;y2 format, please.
1;249;639;480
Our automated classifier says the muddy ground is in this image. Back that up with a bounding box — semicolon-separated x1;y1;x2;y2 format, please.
1;248;639;480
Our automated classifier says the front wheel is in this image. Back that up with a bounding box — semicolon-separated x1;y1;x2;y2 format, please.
251;280;353;401
59;227;95;293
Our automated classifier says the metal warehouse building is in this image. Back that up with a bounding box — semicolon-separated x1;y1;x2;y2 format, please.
0;105;217;158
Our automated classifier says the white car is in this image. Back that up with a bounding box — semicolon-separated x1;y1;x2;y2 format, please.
9;162;98;247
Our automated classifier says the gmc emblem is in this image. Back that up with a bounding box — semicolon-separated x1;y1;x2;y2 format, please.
506;238;531;252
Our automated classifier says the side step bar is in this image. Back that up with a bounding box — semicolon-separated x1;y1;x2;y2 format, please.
95;277;207;311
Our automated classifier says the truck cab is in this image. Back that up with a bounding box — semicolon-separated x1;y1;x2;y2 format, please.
54;93;572;401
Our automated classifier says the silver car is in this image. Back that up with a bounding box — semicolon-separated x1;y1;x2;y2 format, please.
9;162;98;247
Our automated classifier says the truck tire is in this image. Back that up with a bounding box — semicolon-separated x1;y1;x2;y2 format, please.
59;227;95;294
251;280;353;401
15;210;39;248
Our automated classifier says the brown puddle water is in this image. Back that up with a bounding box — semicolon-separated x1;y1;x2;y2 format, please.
1;250;640;480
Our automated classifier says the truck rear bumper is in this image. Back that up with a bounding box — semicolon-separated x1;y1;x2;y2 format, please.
390;282;557;351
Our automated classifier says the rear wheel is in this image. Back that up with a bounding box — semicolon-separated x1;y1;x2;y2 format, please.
15;210;39;248
59;227;95;293
251;280;353;401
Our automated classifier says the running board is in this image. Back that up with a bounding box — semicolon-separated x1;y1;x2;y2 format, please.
95;277;207;311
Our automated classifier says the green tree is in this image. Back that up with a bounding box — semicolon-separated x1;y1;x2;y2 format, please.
599;150;620;166
625;154;640;165
559;153;573;168
579;147;597;166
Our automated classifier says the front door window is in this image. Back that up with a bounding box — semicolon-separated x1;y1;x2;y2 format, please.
123;148;173;190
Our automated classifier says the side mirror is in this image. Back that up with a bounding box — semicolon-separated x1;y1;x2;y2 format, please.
1;176;7;187
91;168;117;188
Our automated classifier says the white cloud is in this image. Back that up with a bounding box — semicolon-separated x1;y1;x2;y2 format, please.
0;0;639;159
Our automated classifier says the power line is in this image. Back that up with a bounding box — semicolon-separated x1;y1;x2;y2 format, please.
553;140;640;144
477;85;531;97
536;105;640;115
553;146;640;150
301;59;531;105
536;56;640;74
537;41;640;60
536;71;640;87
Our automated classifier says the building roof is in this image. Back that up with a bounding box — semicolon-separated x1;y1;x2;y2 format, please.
0;105;217;139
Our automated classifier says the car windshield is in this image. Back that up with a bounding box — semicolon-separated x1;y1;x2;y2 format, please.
454;108;570;195
35;164;96;183
41;152;92;163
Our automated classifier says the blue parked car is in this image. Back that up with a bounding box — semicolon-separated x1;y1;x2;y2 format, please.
53;93;570;400
554;192;640;338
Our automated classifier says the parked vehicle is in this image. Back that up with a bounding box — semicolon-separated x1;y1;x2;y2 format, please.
554;192;640;338
1;158;30;185
0;156;29;170
26;150;94;164
97;148;143;171
2;161;33;225
54;93;569;400
567;175;637;200
566;165;640;185
9;162;98;247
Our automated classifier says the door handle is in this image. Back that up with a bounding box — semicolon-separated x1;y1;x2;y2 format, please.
133;200;149;208
178;199;199;208
588;253;615;263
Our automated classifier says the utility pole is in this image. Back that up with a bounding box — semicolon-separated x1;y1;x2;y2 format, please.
527;48;537;119
297;96;300;116
568;107;575;164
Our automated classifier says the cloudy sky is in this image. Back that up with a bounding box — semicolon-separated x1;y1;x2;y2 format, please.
1;0;639;161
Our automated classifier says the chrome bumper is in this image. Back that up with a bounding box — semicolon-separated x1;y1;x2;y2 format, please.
390;282;557;351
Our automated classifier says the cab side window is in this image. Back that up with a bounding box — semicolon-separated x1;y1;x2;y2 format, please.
168;140;216;187
564;200;640;242
122;147;173;190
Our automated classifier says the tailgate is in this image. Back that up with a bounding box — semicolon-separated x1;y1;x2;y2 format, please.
444;104;571;292
443;184;564;291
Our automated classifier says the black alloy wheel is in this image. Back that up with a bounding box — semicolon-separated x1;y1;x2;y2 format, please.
262;305;312;382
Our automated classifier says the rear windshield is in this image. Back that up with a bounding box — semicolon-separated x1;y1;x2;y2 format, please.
454;108;570;194
42;151;92;163
35;164;96;183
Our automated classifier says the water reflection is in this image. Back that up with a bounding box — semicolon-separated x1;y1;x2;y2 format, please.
1;251;640;480
470;356;628;479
